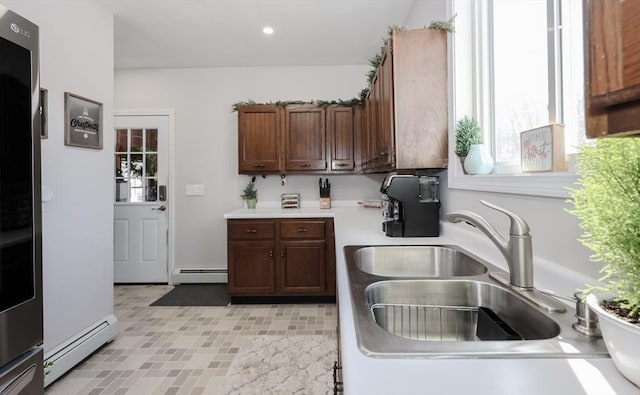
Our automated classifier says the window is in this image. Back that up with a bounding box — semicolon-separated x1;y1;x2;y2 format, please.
474;0;586;173
115;128;159;202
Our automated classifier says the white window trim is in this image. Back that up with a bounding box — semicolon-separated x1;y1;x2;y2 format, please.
447;0;577;200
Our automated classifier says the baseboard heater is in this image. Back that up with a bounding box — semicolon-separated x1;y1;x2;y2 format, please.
172;268;228;284
44;314;118;387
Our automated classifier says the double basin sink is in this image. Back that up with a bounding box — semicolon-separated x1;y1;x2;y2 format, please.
345;245;608;358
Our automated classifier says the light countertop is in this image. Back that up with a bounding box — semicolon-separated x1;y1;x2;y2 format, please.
224;205;640;394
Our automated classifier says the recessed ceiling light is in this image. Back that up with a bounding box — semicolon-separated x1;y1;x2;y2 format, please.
262;26;274;35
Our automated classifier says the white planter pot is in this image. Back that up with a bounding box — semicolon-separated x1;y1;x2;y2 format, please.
463;144;494;175
587;293;640;387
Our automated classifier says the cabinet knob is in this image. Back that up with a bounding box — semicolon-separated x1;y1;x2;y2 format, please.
380;151;389;157
269;250;273;258
281;250;285;257
335;163;350;167
254;163;265;168
301;163;311;168
297;228;308;233
246;229;257;233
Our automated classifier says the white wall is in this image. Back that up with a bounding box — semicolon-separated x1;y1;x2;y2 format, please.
1;0;115;351
115;66;383;276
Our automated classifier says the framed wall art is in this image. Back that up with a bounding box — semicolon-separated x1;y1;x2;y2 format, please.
64;92;103;149
520;124;566;172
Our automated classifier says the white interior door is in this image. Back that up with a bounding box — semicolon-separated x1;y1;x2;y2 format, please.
114;114;169;283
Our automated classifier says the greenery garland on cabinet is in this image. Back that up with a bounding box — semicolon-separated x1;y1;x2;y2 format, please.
231;16;456;112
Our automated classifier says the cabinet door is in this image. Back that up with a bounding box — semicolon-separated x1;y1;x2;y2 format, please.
238;105;281;173
585;0;640;137
285;106;327;171
279;240;326;294
379;46;395;169
368;73;382;170
327;106;355;171
363;94;375;171
228;241;275;295
353;104;365;173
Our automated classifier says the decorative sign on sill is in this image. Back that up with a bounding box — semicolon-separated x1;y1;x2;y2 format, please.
520;124;566;172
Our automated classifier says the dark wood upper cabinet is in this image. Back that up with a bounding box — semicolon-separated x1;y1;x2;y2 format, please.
361;28;448;172
238;105;282;173
285;105;327;171
585;0;640;137
327;106;355;171
378;45;395;170
237;104;360;174
353;104;366;174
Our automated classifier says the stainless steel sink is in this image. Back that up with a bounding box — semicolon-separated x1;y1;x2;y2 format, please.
367;280;559;341
343;245;609;358
354;246;487;277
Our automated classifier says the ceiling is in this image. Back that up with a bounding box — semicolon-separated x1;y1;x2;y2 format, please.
93;0;418;69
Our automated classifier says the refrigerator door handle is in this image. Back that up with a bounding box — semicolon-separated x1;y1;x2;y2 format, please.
0;363;36;395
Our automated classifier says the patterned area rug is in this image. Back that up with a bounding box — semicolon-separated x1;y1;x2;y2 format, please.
222;335;337;395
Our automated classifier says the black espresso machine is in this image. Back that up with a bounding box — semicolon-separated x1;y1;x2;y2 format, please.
381;174;440;237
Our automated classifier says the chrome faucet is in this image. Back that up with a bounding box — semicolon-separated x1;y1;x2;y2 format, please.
447;200;566;312
447;200;533;289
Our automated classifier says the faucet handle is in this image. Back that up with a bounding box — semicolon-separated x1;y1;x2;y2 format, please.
480;200;530;236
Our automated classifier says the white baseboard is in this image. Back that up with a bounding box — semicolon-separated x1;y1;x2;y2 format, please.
44;314;118;387
172;268;228;284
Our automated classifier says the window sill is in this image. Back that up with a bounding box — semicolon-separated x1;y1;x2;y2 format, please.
448;172;578;199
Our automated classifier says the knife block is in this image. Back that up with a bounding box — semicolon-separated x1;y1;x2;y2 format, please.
320;197;331;209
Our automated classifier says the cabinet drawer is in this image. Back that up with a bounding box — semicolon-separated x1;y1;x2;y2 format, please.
228;221;275;240
280;220;325;239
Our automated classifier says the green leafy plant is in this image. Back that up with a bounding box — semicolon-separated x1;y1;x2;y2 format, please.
241;177;257;200
454;116;482;157
567;138;640;321
428;14;457;33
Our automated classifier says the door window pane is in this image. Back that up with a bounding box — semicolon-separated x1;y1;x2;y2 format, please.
146;128;158;152
115;129;128;152
145;154;157;177
130;129;143;152
115;179;128;202
129;178;143;203
115;153;128;177
130;154;143;178
145;178;158;202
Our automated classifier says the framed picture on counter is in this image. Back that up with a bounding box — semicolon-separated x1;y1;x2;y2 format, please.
64;92;103;149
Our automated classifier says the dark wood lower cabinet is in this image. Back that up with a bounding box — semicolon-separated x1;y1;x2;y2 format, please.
227;218;335;299
227;241;275;294
280;240;326;294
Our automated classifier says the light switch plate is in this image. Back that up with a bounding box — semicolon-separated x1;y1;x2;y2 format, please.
185;184;205;196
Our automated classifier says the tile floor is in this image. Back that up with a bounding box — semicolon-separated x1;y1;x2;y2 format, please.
44;285;338;395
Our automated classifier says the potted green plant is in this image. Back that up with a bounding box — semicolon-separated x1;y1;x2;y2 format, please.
241;177;258;209
567;138;640;386
454;116;482;174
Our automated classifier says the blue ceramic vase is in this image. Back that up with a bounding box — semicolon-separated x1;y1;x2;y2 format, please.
464;144;494;175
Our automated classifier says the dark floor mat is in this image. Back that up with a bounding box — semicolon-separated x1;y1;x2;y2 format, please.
150;284;230;306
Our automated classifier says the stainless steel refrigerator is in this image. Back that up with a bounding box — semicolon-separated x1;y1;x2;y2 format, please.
0;6;43;395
